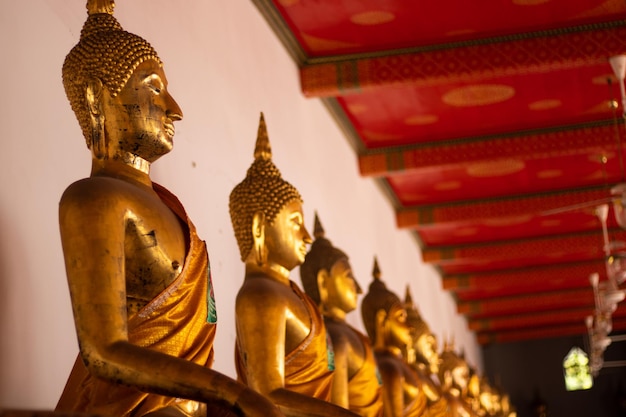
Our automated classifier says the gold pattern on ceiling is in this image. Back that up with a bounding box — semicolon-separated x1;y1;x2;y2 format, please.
349;11;395;26
404;114;439;125
529;99;562;111
466;160;525;178
443;84;516;107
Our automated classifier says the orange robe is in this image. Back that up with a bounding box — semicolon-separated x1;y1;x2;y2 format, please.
345;328;383;417
56;184;218;417
235;281;334;402
376;351;428;417
405;388;428;417
426;396;451;417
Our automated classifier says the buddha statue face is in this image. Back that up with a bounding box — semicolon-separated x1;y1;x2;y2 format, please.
414;331;440;374
263;199;311;271
451;361;470;392
98;59;183;162
324;258;361;314
383;302;412;350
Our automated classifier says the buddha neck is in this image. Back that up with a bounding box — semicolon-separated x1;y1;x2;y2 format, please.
91;154;152;188
245;261;291;286
321;305;347;321
374;343;403;358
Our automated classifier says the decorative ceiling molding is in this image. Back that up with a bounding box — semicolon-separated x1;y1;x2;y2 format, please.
360;121;623;176
470;306;626;332
457;287;593;317
476;318;626;344
397;187;612;228
445;260;605;299
422;229;626;267
300;24;626;98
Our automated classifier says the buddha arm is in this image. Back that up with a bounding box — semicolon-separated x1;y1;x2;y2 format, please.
235;279;358;417
378;359;405;417
328;329;350;409
58;182;281;417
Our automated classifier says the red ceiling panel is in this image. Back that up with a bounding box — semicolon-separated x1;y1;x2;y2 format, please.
254;0;626;345
338;66;618;148
272;0;626;56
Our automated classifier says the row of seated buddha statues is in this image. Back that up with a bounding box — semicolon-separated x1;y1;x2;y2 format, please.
48;1;516;416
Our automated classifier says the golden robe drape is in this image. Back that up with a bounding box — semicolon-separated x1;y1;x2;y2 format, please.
346;328;383;417
56;184;217;417
235;281;334;402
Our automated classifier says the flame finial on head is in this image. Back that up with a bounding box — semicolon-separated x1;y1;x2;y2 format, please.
313;212;325;239
254;112;272;161
372;257;381;280
405;285;414;307
87;0;115;16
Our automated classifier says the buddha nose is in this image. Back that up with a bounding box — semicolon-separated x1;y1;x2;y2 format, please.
302;225;312;244
166;93;183;122
355;279;363;294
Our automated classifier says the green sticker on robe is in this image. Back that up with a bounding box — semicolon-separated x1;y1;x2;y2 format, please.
206;263;218;324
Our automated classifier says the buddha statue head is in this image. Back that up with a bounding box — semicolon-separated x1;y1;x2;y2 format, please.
63;0;182;165
361;258;411;353
300;213;362;319
404;287;441;375
229;114;311;272
479;377;502;416
439;339;470;394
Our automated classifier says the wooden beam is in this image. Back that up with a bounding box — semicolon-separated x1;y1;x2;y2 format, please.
397;187;611;228
300;24;626;97
477;317;626;344
363;122;624;178
457;287;594;318
445;260;605;300
422;230;626;268
469;307;625;332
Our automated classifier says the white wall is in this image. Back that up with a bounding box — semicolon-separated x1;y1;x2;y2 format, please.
0;0;480;409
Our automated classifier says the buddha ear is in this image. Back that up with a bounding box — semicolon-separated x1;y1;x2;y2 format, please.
442;369;453;391
251;211;267;267
374;308;387;344
317;268;329;306
85;77;103;116
84;77;106;158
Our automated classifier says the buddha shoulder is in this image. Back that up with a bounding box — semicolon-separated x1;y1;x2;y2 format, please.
237;275;297;306
60;177;164;212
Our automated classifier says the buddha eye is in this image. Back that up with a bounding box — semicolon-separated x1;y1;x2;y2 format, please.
144;74;165;95
149;84;162;94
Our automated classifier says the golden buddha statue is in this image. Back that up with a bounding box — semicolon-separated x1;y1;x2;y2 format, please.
229;115;358;417
361;259;426;417
299;214;383;417
476;377;506;417
403;288;450;417
438;342;478;417
55;2;281;416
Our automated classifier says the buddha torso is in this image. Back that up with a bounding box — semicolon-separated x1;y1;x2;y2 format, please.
411;362;443;403
375;350;424;417
238;274;312;354
62;175;187;317
325;318;365;375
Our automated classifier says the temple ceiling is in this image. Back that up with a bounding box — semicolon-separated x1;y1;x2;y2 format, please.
253;0;626;345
